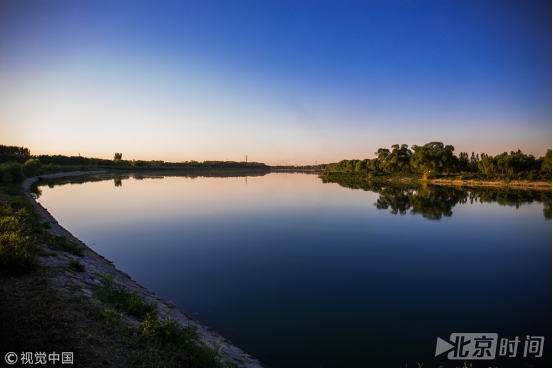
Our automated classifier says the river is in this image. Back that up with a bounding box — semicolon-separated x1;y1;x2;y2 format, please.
34;171;551;367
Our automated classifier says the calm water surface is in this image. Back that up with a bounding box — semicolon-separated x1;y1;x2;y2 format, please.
35;171;551;367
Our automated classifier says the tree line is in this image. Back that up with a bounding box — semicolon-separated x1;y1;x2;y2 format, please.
325;142;552;176
0;145;31;156
0;146;269;169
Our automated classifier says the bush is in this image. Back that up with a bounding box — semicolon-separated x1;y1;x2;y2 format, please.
0;232;37;274
2;172;13;185
24;159;42;177
0;163;25;184
68;258;85;272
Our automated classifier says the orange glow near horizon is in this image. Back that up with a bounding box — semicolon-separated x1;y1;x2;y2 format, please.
7;135;551;167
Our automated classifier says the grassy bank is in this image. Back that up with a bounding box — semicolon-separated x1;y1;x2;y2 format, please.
0;184;85;275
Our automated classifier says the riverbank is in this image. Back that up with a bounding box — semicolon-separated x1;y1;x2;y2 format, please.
16;171;263;367
320;171;552;190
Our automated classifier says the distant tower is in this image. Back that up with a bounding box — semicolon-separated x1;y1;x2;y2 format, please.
246;155;248;163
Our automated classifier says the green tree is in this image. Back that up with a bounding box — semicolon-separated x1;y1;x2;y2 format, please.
374;148;391;161
458;152;470;172
478;154;495;174
410;142;458;174
114;152;123;160
379;144;412;173
355;159;368;172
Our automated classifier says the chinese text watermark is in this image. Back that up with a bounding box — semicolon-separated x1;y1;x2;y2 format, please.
4;351;73;365
435;334;544;360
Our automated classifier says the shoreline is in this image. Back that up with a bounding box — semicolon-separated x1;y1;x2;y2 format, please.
23;171;263;368
320;172;552;190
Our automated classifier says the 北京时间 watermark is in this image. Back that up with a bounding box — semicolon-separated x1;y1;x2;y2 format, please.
435;333;544;360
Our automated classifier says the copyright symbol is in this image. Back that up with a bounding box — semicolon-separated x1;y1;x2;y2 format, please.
5;352;18;364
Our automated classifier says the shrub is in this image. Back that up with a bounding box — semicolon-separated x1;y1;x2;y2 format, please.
2;172;13;185
45;163;61;173
0;163;25;184
68;258;85;272
24;159;42;177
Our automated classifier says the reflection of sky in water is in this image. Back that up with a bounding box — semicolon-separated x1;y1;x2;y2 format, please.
37;172;551;368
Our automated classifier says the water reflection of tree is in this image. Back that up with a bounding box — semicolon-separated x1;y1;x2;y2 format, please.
374;187;414;215
35;170;270;190
543;198;552;220
409;187;463;220
374;186;463;220
322;177;552;220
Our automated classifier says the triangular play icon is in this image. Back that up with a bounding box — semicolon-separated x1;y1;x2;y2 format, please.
435;337;455;357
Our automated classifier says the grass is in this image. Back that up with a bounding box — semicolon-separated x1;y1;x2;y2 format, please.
69;258;86;272
0;231;37;274
37;249;58;257
43;233;85;256
136;314;226;367
92;306;229;368
93;273;229;367
95;274;159;319
0;190;41;274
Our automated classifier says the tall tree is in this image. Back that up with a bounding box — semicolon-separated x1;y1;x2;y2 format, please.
381;144;412;173
410;142;458;174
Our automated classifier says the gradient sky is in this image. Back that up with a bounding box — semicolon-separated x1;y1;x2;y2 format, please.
1;0;551;165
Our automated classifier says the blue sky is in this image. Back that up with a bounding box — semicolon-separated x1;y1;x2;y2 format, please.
1;0;551;165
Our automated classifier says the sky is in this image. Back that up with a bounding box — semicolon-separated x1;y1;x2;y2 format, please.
0;0;551;165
